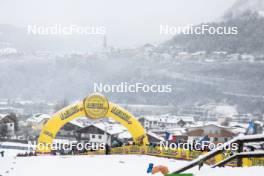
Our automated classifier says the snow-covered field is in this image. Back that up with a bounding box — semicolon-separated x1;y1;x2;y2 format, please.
0;150;263;176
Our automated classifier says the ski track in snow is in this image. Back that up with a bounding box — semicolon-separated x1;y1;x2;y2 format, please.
0;154;263;176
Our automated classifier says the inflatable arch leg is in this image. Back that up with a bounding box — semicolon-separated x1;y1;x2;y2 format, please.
37;93;149;153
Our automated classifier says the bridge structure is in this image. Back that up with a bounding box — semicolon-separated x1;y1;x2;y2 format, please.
171;134;264;174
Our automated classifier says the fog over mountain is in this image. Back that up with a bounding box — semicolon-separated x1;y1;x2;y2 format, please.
0;24;103;52
224;0;264;18
0;0;236;47
166;12;264;54
0;0;264;115
0;54;263;115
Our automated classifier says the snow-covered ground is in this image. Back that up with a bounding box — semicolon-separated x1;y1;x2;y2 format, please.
0;150;263;176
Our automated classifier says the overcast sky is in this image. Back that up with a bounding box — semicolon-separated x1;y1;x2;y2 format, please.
0;0;237;48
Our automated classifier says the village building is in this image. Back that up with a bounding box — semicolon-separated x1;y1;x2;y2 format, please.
139;115;194;130
186;124;236;144
26;113;51;131
0;114;17;137
56;122;82;141
76;123;127;145
117;131;164;145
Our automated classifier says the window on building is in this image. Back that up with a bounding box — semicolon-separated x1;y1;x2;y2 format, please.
214;137;218;142
98;135;102;139
224;138;228;142
92;134;95;139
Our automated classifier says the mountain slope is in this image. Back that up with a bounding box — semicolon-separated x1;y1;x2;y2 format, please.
224;0;264;18
165;12;264;54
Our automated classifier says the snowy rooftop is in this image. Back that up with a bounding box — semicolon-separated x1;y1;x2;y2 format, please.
92;123;127;135
69;117;91;128
151;127;187;135
199;104;238;118
188;123;234;130
232;127;247;134
0;113;8;118
142;114;194;123
26;113;51;123
229;122;249;128
147;131;165;141
117;131;164;141
118;131;132;139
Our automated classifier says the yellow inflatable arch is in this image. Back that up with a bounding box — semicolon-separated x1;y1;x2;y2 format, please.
37;93;149;153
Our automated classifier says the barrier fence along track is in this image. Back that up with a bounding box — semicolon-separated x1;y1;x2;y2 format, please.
83;134;264;170
84;145;264;167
